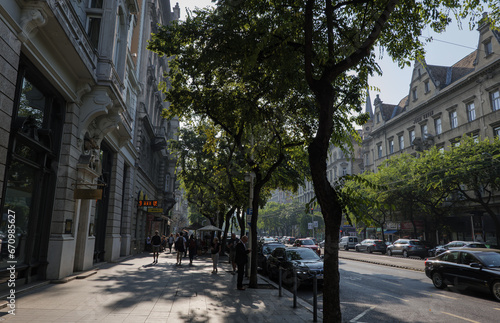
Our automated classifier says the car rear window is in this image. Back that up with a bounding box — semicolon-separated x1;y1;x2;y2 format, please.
409;241;423;245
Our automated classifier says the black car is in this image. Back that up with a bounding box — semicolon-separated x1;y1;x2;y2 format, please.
257;242;285;274
355;239;387;254
433;241;487;256
386;239;428;259
425;248;500;301
267;247;324;288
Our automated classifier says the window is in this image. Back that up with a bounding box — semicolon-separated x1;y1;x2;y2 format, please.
398;135;404;150
466;102;476;122
409;130;415;145
449;111;458;129
484;40;493;56
377;144;382;158
434;117;442;135
424;81;430;93
494;126;500;138
421;124;428;136
491;90;500;111
376;113;380;123
365;153;369;165
412;87;418;101
388;139;394;154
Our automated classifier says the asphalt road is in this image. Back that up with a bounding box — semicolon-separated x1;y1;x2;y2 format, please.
286;250;500;322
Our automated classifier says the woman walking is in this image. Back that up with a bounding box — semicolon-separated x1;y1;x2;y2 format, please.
211;237;221;273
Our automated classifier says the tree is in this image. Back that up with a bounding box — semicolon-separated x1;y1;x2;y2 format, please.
425;136;500;245
150;1;496;320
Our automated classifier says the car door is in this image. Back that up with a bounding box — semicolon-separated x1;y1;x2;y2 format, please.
457;251;489;291
439;251;461;285
393;240;406;255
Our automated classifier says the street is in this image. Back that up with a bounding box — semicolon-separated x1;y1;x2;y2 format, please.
292;251;500;322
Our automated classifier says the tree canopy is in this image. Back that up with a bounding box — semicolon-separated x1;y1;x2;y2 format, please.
149;1;497;320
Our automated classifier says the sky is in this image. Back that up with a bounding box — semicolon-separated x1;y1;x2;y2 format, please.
175;1;481;106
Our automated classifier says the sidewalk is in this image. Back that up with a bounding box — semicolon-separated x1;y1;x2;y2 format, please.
0;251;321;322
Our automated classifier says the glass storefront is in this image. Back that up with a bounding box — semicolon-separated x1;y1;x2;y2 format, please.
0;56;64;284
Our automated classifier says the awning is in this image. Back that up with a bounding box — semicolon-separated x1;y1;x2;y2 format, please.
384;230;398;234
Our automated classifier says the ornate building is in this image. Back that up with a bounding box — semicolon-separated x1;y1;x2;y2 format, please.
0;0;179;288
362;17;500;243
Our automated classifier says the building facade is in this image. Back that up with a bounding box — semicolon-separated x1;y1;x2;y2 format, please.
0;0;179;289
362;18;500;244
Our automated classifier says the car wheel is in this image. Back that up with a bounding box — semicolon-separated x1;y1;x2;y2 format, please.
403;250;409;258
432;272;447;289
387;249;392;256
491;281;500;302
368;247;372;254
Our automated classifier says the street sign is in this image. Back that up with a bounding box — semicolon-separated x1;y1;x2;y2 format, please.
138;200;158;207
247;208;253;215
313;221;318;228
308;223;313;229
147;208;163;213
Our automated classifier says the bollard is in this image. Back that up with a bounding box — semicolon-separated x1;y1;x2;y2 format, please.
278;267;282;297
313;272;318;322
293;269;297;308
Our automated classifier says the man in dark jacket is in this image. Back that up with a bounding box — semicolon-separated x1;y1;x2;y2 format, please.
235;235;250;290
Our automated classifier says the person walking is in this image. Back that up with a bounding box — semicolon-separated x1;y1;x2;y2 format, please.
235;235;250;290
228;233;238;274
183;231;189;258
175;233;186;265
168;233;174;253
151;231;161;263
188;234;197;265
211;237;221;273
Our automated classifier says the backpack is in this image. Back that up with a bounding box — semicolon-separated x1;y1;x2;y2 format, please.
175;237;184;251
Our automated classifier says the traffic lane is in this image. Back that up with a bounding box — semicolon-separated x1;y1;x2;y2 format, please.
336;248;426;271
339;259;500;323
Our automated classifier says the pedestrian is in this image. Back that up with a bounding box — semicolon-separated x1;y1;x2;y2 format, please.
183;231;189;258
211;237;221;273
145;235;151;252
188;234;197;265
228;233;238;274
175;233;186;265
168;233;174;253
235;235;250;290
151;230;161;263
161;235;167;252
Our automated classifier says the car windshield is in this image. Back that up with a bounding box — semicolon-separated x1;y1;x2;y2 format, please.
287;248;320;261
475;252;500;267
301;240;315;245
262;244;284;254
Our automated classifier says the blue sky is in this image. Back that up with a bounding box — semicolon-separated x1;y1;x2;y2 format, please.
177;1;480;106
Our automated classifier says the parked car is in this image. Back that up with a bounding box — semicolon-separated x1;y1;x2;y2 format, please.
386;239;428;259
284;237;296;245
257;242;285;275
433;241;487;256
294;238;321;255
420;241;436;257
355;239;387;254
339;236;359;251
267;247;324;288
425;248;500;301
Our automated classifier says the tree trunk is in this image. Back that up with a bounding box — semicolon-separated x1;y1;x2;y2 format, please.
249;185;260;288
309;135;343;322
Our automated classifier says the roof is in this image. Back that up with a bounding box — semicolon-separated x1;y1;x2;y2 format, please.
426;50;476;89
